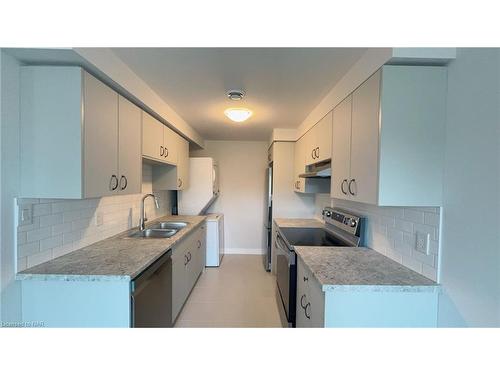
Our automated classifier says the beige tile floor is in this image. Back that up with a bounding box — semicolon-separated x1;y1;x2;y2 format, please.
174;255;283;328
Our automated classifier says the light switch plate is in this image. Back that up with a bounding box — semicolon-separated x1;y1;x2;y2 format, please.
415;231;430;254
20;206;33;225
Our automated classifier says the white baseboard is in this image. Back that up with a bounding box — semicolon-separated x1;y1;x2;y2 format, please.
224;248;264;255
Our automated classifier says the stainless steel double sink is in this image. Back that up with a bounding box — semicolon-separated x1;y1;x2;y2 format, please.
127;221;188;239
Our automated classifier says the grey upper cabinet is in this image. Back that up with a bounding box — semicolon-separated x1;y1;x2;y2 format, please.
304;111;333;166
330;65;447;206
142;111;191;191
20;66;142;199
118;96;142;195
83;72;119;198
331;95;352;200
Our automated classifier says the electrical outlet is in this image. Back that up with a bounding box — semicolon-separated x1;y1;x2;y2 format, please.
415;231;430;254
95;212;104;227
20;206;33;225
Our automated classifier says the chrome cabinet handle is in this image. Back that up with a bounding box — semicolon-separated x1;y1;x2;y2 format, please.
341;179;348;195
160;146;164;156
348;179;356;195
297;180;301;190
300;294;307;309
303;276;308;282
311;149;315;160
187;252;192;262
120;175;128;190
178;178;182;188
184;254;188;266
197;240;201;249
164;147;169;157
315;147;319;159
109;175;118;191
304;303;311;319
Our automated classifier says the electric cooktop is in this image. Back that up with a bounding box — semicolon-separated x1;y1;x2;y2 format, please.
279;227;350;247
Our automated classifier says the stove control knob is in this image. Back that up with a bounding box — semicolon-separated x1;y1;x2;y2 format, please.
325;211;331;218
349;219;357;227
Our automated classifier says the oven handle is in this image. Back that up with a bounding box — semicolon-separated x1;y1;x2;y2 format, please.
275;232;295;266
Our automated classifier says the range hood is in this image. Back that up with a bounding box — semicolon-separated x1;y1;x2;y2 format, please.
299;160;331;178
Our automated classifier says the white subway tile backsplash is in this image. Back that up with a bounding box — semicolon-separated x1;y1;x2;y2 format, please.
26;226;52;242
17;231;27;245
63;230;82;245
27;250;53;268
51;222;72;236
424;212;440;226
16;163;172;271
18;242;39;258
39;213;63;228
403;209;425;224
63;210;81;223
17;256;28;272
402;255;423;274
422;264;438;280
317;197;441;282
39;234;63;252
395;219;413;233
32;203;51;217
51;244;74;259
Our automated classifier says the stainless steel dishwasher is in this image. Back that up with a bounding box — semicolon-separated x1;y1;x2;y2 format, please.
131;250;172;327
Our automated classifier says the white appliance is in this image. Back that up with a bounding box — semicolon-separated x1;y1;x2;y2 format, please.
178;157;219;215
205;214;224;267
178;157;224;267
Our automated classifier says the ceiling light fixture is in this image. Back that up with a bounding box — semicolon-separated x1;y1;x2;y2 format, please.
227;90;245;101
224;108;253;122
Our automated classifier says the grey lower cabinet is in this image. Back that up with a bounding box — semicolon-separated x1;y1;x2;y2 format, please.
295;256;440;328
296;257;325;328
172;224;207;323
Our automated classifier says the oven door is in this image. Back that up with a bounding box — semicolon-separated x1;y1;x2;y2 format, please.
275;231;296;327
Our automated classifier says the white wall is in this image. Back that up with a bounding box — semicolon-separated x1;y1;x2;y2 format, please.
0;50;22;322
16;163;171;271
437;48;500;327
191;140;268;254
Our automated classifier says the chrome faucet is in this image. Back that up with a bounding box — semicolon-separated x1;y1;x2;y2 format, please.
139;194;159;232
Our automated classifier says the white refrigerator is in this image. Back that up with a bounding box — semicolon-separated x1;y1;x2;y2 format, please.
179;157;224;267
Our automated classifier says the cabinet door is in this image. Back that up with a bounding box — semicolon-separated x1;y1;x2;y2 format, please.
331;95;353;200
163;126;178;165
350;70;381;205
293;136;306;192
142;111;164;161
83;72;119;198
315;111;333;163
177;137;190;190
295;258;310;328
303;129;316;166
172;248;188;322
197;225;207;274
308;277;325;328
118;96;142;195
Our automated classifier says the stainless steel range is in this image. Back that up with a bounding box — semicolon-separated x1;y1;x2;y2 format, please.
275;207;364;327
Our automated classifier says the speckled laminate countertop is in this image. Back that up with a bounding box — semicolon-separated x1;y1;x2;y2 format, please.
294;246;439;292
274;218;324;228
16;215;206;282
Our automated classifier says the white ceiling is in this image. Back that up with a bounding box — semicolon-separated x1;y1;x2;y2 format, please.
112;48;367;141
